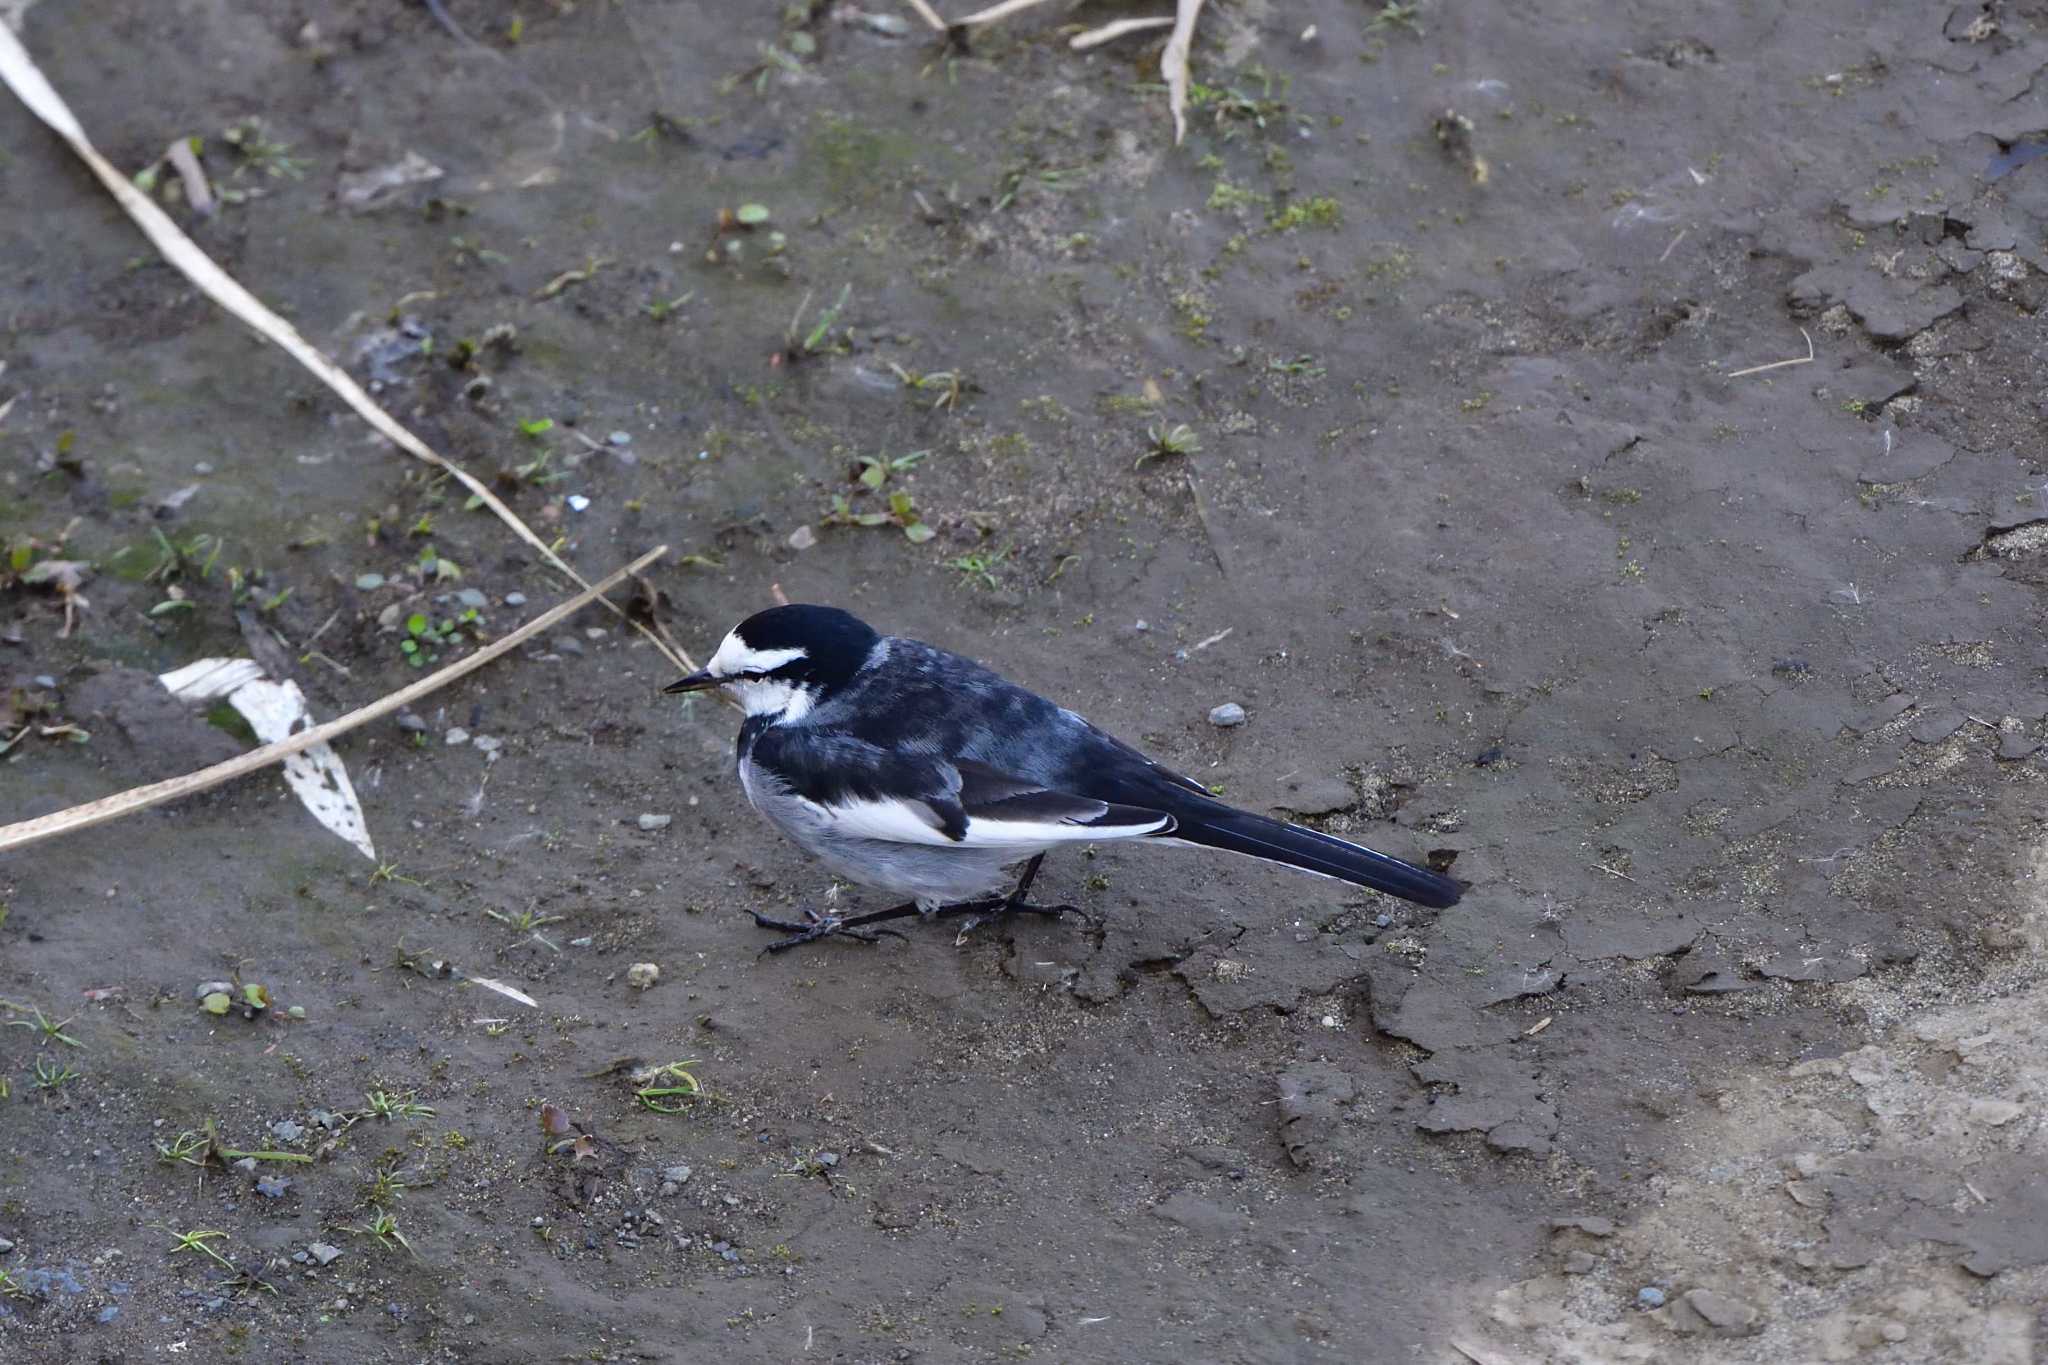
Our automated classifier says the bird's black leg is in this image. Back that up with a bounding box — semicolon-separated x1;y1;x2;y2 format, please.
750;903;919;952
926;855;1088;939
751;857;1087;951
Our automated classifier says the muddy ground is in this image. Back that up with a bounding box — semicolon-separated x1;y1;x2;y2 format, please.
1;0;2045;1361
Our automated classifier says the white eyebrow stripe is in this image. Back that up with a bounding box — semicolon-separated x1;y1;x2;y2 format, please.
708;634;807;677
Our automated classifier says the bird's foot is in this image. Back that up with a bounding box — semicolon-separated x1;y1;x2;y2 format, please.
750;907;911;953
931;896;1088;944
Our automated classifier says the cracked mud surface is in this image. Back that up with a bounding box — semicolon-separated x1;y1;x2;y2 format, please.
1;1;2044;1361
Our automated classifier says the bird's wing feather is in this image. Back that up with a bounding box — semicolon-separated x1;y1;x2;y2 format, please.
952;758;1173;846
1059;710;1212;799
754;726;1172;849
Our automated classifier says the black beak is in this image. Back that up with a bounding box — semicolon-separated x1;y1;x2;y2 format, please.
663;670;719;695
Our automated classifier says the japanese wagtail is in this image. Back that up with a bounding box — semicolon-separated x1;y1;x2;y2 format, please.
666;605;1463;949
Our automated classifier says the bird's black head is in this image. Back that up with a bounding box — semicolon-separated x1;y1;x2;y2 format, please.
663;604;880;716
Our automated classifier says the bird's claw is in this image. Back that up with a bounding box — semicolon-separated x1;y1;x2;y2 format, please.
751;908;907;953
946;899;1088;943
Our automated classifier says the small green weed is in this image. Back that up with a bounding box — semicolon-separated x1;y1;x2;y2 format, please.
31;1056;81;1089
1138;423;1202;467
634;1061;703;1114
947;548;1010;591
361;1090;436;1121
4;1004;83;1048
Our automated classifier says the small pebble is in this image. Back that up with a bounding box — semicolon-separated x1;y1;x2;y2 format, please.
626;962;661;991
566;494;591;512
455;588;487;609
608;430;632;446
638;813;673;831
787;524;818;551
270;1119;305;1142
97;1304;120;1324
232;1157;257;1176
1209;702;1247;728
256;1175;290;1199
33;674;57;690
396;712;427;734
444;727;470;746
504;592;527;607
1562;1250;1596;1274
1636;1286;1666;1310
195;980;234;1002
354;573;386;591
308;1242;341;1266
311;1109;344;1130
816;1151;839;1168
0;1237;15;1254
554;636;585;657
472;735;502;754
1134;619;1150;632
1374;913;1393;928
663;1165;693;1185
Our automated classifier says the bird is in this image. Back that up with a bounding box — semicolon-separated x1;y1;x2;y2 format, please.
665;604;1464;950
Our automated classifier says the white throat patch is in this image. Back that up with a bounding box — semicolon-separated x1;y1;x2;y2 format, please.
730;677;817;721
707;630;814;722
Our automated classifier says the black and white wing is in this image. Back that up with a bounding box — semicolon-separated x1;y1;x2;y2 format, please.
750;729;1173;850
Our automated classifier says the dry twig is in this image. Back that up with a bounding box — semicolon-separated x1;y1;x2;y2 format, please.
1725;327;1816;379
1071;16;1175;50
1162;0;1209;144
0;548;668;857
0;22;692;674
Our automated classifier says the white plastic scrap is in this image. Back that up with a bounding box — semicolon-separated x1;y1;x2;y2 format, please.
158;657;376;860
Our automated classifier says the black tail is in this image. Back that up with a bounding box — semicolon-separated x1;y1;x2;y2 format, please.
1164;805;1463;908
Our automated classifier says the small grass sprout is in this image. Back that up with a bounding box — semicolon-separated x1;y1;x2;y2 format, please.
1138;423;1202;467
634;1061;703;1113
361;1090;436;1121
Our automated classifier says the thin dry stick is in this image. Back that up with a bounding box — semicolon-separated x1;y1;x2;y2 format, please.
0;22;692;676
954;0;1058;23
1072;16;1176;50
0;547;667;857
1725;327;1816;379
1162;0;1209;144
902;0;948;30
